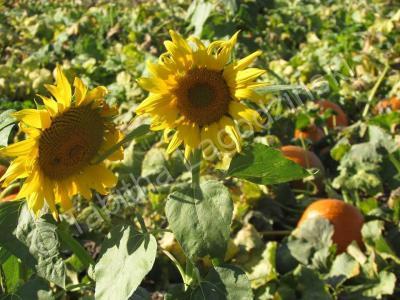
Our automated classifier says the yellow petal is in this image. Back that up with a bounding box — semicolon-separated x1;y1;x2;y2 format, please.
200;126;218;159
13;109;51;129
74;77;88;106
169;30;192;54
136;94;171;114
184;145;193;160
146;61;170;79
1;157;28;186
100;129;124;161
207;122;223;151
20;123;41;138
166;131;183;154
229;101;263;130
16;168;40;200
0;139;37;157
27;192;44;217
37;94;59;116
138;77;168;93
219;116;241;152
81;86;108;106
234;50;262;71
207;31;239;69
84;163;117;194
41;174;58;218
45;65;72;108
234;88;264;102
178;123;201;150
97;164;118;188
235;68;266;87
72;175;92;200
55;181;73;211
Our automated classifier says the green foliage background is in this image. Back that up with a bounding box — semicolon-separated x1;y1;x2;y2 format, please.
0;0;400;299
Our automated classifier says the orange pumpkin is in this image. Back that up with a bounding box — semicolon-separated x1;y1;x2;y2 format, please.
280;145;325;175
317;100;348;128
294;125;324;143
297;199;364;253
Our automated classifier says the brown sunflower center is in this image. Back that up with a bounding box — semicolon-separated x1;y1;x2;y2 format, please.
174;68;231;126
38;105;104;180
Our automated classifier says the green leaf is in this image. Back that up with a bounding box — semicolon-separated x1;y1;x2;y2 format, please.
368;112;400;131
15;206;66;288
344;271;396;299
2;255;21;293
141;147;169;182
192;265;253;300
362;220;400;263
296;218;334;248
0;109;16;146
0;247;11;265
294;266;331;300
245;241;278;288
221;0;238;14
188;0;213;37
0;201;23;244
226;144;309;185
57;222;95;268
10;277;51;300
326;253;360;287
363;271;396;297
95;225;157;300
287;218;334;266
0;201;35;266
330;138;351;161
165;180;233;260
130;287;151;300
295;113;311;130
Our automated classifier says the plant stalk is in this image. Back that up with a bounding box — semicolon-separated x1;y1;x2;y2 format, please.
190;149;202;190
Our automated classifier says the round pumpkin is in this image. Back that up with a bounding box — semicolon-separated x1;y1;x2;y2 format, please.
317;100;348;128
391;96;400;111
373;96;400;114
280;145;325;175
297;199;364;253
294;125;324;143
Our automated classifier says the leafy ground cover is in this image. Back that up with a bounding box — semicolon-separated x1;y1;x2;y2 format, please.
0;0;399;299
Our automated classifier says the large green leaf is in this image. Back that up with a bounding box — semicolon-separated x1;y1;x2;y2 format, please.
188;0;213;36
8;277;52;300
294;266;331;300
0;200;23;244
326;253;360;287
165;181;233;260
95;225;157;300
0;201;35;266
226;144;309;185
15;206;66;288
0;109;16;147
2;255;21;293
192;265;253;300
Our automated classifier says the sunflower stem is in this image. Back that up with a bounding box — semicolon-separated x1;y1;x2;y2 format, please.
190;149;202;190
91;124;150;165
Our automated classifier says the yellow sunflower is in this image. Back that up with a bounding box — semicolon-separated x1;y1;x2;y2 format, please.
136;30;265;159
0;66;123;217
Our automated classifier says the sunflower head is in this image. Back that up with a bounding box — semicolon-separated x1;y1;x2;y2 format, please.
0;66;123;217
136;30;266;159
